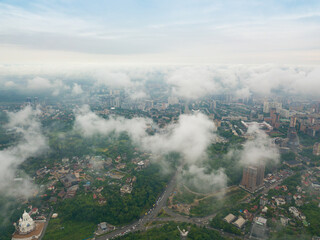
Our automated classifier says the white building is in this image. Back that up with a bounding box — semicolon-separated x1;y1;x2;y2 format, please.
263;101;282;113
275;197;286;206
17;211;36;234
233;216;246;228
12;210;45;240
255;217;267;226
289;206;305;220
224;213;236;223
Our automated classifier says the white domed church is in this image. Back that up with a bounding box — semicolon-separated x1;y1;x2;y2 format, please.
12;210;45;240
17;210;36;234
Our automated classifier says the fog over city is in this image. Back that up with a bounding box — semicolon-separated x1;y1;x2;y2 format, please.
0;106;48;197
0;63;318;197
0;1;320;240
1;64;320;99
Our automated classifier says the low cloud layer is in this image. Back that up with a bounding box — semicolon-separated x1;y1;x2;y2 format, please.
166;66;221;99
0;106;48;197
74;105;226;192
72;83;84;95
165;64;320;99
1;64;319;99
74;105;216;164
27;77;70;96
239;123;280;167
182;165;227;193
74;105;151;142
143;113;216;164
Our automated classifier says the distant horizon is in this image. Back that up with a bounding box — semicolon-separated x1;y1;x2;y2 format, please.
1;0;319;64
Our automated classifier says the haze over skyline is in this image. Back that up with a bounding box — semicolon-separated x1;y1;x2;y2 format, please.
1;0;320;64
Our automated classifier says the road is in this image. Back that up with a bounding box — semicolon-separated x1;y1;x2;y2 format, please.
95;166;181;240
95;166;291;239
39;210;53;240
95;165;242;240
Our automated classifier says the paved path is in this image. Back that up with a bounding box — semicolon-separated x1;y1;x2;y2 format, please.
39;210;53;240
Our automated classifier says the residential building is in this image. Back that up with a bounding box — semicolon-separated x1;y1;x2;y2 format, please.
241;165;265;193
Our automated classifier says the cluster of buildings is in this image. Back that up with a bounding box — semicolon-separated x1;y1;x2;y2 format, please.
6;93;319;239
93;186;107;205
11;147;154;238
294;115;320;137
263;101;320;139
31;151;154;210
301;169;320;191
257;171;319;229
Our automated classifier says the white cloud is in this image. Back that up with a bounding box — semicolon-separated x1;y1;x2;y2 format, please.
182;165;227;193
166;64;320;99
27;77;53;90
0;106;48;197
1;64;319;99
235;87;251;99
238;123;280;166
94;70;132;88
74;105;151;142
27;77;70;95
128;90;148;100
4;81;17;88
72;83;83;95
166;66;220;99
74;105;222;191
143;113;216;164
74;106;216;164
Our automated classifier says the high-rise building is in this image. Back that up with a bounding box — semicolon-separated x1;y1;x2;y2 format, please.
33;97;39;106
209;100;217;111
114;97;121;108
313;142;320;156
168;96;179;106
287;127;300;151
241;165;265;192
290;117;297;128
270;108;280;128
26;97;32;105
224;94;233;103
263;101;282;113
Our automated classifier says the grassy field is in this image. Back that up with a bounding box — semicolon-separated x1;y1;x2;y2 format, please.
43;219;96;240
157;209;171;218
190;188;248;216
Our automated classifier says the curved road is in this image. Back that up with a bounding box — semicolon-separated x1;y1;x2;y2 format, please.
95;166;242;240
96;167;181;240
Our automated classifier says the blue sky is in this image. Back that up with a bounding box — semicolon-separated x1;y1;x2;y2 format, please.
0;0;319;64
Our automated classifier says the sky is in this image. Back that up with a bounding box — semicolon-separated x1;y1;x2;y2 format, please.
0;0;320;64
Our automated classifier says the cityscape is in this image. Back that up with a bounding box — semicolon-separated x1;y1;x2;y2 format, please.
0;1;320;240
